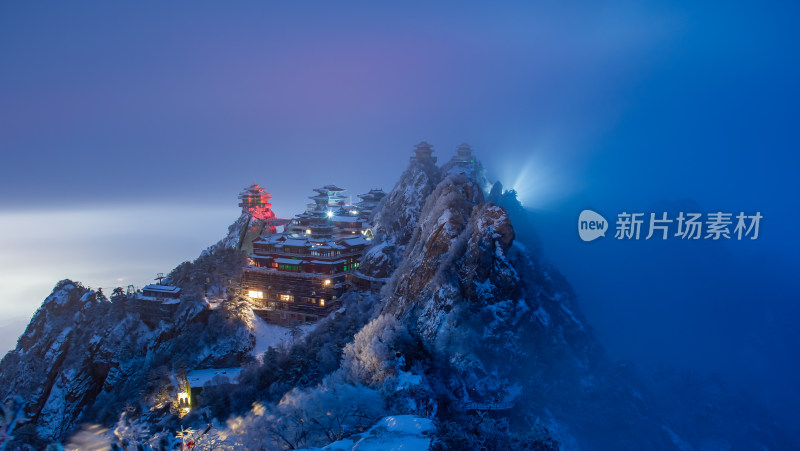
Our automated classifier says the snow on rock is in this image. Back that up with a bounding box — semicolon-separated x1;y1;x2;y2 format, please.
247;309;317;361
250;314;291;358
395;371;422;392
558;304;585;331
0;280;255;444
662;425;694;451
208;212;278;255
251;314;292;356
44;327;72;361
532;306;552;328
299;415;434;451
187;368;242;387
383;172;484;319
356;241;397;280
349;415;434;451
214;212;251;250
47;284;74;307
372;158;442;247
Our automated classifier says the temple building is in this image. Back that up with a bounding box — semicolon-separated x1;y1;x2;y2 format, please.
141;284;181;299
242;185;375;325
284;185;349;238
410;141;437;163
239;183;278;223
354;188;386;220
454;143;475;165
236;183;290;253
184;367;241;410
129;282;183;326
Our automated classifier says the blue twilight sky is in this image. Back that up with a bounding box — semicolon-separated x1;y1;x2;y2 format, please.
1;0;799;425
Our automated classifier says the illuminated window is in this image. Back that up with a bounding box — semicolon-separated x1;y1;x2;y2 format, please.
280;294;294;302
320;299;325;306
306;229;312;234
177;391;191;417
248;290;264;299
324;279;331;286
177;391;190;405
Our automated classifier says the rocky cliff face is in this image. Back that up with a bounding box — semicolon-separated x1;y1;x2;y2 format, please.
0;276;256;446
356;159;442;283
360;157;606;444
354;153;790;450
211;212;273;255
372;158;442;247
3;281;112;440
374;156;595;363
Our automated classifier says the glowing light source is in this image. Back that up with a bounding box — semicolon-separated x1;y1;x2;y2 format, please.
305;229;312;235
177;391;191;417
324;279;331;286
320;299;325;306
239;184;278;221
498;149;567;208
178;391;190;404
248;290;264;299
326;211;334;218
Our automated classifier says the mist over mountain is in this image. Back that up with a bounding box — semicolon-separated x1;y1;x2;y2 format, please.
0;148;795;450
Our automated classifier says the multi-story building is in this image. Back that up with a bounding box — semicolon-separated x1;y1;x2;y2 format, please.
241;143;466;324
454;143;475;164
242;185;374;325
354;188;386;221
129;284;183;326
411;141;437;163
239;183;278;222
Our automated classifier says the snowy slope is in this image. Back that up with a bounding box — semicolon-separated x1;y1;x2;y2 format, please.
249;312;316;361
298;415;434;451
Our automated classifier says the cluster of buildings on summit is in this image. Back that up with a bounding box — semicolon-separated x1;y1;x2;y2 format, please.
122;141;476;413
242;184;383;324
133;142;476;327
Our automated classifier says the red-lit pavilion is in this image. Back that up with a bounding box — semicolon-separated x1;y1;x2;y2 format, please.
239;183;278;223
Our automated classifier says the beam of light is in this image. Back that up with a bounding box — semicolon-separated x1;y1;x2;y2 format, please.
495;150;571;210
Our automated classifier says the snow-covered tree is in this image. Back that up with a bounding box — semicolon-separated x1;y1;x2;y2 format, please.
340;314;410;386
113;412;149;449
276;381;384;444
223;381;384;449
